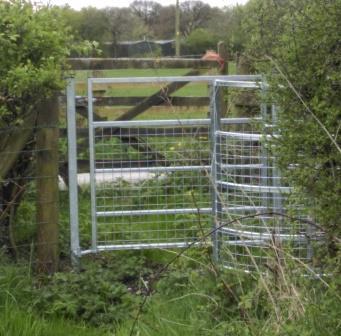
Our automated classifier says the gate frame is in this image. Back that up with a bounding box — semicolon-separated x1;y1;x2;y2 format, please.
66;75;262;261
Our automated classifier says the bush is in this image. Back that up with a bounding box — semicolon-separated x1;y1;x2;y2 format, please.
0;0;75;126
241;0;340;263
185;28;219;55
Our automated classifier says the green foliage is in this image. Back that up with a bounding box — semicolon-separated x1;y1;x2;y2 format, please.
185;28;220;54
117;247;341;336
33;252;153;329
1;247;341;335
0;305;43;336
240;0;340;261
0;305;109;336
227;5;249;54
0;259;108;335
0;0;77;126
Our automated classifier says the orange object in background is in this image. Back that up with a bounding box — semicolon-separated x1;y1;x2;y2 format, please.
202;50;225;71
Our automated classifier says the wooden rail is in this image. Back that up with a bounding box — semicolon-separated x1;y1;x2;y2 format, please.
67;58;218;70
69;96;209;107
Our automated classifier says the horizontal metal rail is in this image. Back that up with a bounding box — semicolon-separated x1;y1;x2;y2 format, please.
96;207;212;217
93;118;259;128
217;180;292;193
215;130;272;141
95;163;265;174
221;239;268;246
214;80;261;89
80;241;204;255
96;165;210;173
220;227;307;242
89;75;262;84
96;206;277;218
220;206;268;213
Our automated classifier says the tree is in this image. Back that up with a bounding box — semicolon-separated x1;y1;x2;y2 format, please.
186;28;219;54
76;7;109;43
130;0;162;27
180;1;212;37
151;5;176;39
105;7;148;42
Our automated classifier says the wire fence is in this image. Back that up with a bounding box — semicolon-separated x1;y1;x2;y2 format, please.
0;115;61;271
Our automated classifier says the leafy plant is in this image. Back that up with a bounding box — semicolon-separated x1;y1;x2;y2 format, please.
0;0;74;126
240;0;340;265
33;252;154;329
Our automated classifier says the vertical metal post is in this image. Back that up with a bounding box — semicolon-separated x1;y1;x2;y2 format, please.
67;78;80;266
88;78;97;252
210;81;222;261
271;105;282;212
271;104;283;237
260;82;269;210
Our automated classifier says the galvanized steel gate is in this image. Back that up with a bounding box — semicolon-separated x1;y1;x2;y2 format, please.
67;75;313;270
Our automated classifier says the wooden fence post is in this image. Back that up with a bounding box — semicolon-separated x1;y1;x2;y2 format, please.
236;54;253;75
36;95;59;274
217;41;229;116
218;41;228;76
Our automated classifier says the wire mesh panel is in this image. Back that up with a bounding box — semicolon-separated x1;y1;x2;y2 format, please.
212;80;316;272
77;75;262;254
67;76;320;266
92;119;212;250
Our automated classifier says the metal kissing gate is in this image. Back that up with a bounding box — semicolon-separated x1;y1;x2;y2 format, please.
67;75;314;271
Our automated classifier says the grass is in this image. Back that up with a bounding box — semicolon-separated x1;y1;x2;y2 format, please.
0;261;108;336
0;307;108;336
1;236;340;336
93;105;209;121
73;65;236;98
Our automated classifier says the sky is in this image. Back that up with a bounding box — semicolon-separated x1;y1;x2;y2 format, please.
41;0;248;10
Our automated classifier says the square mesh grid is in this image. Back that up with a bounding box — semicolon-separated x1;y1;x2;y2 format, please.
93;122;212;248
67;76;319;270
212;83;316;272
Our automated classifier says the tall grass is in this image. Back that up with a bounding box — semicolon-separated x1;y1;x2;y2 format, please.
0;305;108;336
0;260;108;336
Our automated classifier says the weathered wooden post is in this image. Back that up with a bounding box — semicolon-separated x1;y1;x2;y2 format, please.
36;95;59;273
236;54;252;75
218;41;228;76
